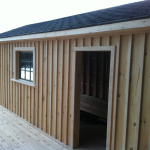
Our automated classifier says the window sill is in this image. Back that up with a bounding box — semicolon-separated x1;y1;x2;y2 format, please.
11;79;37;87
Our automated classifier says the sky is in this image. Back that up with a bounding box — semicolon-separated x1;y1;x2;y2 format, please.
0;0;143;34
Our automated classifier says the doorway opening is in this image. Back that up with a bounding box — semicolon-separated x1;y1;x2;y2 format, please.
72;46;115;150
78;51;110;149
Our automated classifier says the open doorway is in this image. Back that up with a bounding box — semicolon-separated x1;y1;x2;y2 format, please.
79;51;110;150
72;46;115;150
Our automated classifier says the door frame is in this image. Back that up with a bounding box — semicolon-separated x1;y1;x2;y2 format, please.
71;46;116;150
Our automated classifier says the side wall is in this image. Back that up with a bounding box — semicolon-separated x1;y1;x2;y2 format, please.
0;32;150;149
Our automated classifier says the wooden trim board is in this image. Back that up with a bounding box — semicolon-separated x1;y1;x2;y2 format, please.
13;47;36;85
0;19;150;42
122;34;132;149
135;33;145;149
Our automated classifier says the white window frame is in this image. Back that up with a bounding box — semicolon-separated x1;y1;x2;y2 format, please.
11;47;36;87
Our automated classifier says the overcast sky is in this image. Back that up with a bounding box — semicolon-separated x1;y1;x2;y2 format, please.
0;0;143;34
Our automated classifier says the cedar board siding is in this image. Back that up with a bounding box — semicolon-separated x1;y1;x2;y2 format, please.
0;32;150;149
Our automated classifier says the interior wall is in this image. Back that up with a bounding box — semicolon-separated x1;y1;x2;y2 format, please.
0;31;150;149
80;51;110;119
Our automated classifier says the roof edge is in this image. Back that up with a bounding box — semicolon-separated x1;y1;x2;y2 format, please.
0;18;150;42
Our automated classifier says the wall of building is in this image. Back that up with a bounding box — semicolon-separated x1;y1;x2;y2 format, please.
0;30;150;149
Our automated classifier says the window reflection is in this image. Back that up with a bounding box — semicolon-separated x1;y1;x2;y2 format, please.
19;52;33;82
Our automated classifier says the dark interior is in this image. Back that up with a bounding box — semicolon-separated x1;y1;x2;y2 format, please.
78;51;110;150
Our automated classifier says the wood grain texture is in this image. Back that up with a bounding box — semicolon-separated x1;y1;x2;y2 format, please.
138;33;150;150
0;31;149;149
135;33;145;150
110;35;120;150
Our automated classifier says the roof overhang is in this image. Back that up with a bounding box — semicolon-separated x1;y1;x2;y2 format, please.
0;18;150;42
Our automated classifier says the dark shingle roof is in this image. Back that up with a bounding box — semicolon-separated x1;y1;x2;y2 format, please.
0;0;150;38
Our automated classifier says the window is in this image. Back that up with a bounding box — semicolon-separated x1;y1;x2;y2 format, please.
11;47;36;87
19;52;33;82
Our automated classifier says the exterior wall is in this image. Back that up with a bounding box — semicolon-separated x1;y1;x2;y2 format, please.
0;31;150;149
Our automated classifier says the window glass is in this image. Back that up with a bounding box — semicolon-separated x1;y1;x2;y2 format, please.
19;52;33;82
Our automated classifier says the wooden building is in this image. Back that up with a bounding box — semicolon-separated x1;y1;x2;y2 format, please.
0;1;150;149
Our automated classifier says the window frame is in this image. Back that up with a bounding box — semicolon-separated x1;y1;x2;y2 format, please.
11;47;36;87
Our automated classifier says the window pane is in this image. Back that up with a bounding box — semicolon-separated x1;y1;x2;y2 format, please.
26;53;30;61
19;52;33;82
21;70;25;79
26;62;30;71
20;52;26;61
31;62;33;72
26;71;30;80
31;72;33;81
20;62;25;70
31;53;33;61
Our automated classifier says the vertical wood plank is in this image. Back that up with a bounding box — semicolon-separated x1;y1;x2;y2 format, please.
28;86;31;122
106;43;116;150
22;84;25;119
49;40;53;135
126;34;143;149
39;41;43;129
111;36;121;150
13;43;16;113
20;84;23;118
71;39;76;148
51;40;57;138
135;33;145;150
46;41;50;133
1;44;3;106
72;49;82;148
2;44;3;107
57;39;63;141
5;44;8;108
62;39;70;144
35;41;39;127
138;33;150;149
71;38;83;148
45;41;48;132
8;43;10;110
2;44;5;107
55;40;58;138
42;41;47;132
115;35;129;149
19;83;21;116
31;41;35;125
68;39;74;146
30;87;33;123
19;42;23;117
16;43;19;114
16;77;18;115
22;44;25;117
10;43;13;112
65;39;70;145
122;34;132;149
0;44;2;105
0;44;1;105
25;85;28;120
24;43;27;120
18;43;21;116
32;87;35;125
